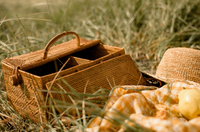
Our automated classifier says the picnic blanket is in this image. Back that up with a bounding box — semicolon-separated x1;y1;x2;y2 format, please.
86;82;200;132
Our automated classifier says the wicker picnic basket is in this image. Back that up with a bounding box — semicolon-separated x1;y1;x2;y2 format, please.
1;31;148;123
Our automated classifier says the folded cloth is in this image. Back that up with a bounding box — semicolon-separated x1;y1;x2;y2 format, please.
87;82;200;132
119;114;200;132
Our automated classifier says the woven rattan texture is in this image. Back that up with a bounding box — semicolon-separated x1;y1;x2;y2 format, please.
46;55;147;113
156;48;200;84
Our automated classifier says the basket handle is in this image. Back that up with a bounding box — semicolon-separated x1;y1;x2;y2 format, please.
42;31;80;60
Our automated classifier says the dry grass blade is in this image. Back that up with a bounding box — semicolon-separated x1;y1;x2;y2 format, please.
0;41;13;51
0;18;52;23
45;58;71;106
0;15;6;26
82;80;89;131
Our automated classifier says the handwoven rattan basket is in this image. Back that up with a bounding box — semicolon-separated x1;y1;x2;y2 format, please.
1;31;148;123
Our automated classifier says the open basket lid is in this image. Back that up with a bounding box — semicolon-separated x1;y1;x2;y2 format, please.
2;31;101;71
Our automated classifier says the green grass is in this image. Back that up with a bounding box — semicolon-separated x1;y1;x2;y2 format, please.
0;0;200;131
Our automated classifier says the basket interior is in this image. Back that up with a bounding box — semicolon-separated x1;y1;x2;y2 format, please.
26;56;89;76
71;44;110;60
25;44;116;76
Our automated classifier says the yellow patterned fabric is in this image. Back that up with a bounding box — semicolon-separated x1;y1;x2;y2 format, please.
86;82;200;132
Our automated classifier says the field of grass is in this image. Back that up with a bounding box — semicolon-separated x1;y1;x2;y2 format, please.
0;0;200;131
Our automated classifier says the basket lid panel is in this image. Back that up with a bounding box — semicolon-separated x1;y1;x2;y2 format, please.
2;38;101;70
45;54;147;109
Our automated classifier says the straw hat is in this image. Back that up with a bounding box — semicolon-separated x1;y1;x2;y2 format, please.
144;47;200;86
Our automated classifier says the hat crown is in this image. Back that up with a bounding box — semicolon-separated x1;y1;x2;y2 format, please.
156;48;200;83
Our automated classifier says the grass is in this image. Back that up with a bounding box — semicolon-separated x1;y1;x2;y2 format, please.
0;0;200;131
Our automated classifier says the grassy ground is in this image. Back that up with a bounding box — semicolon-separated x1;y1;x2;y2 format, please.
0;0;200;131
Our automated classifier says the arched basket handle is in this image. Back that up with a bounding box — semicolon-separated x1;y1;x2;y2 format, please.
43;31;80;60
